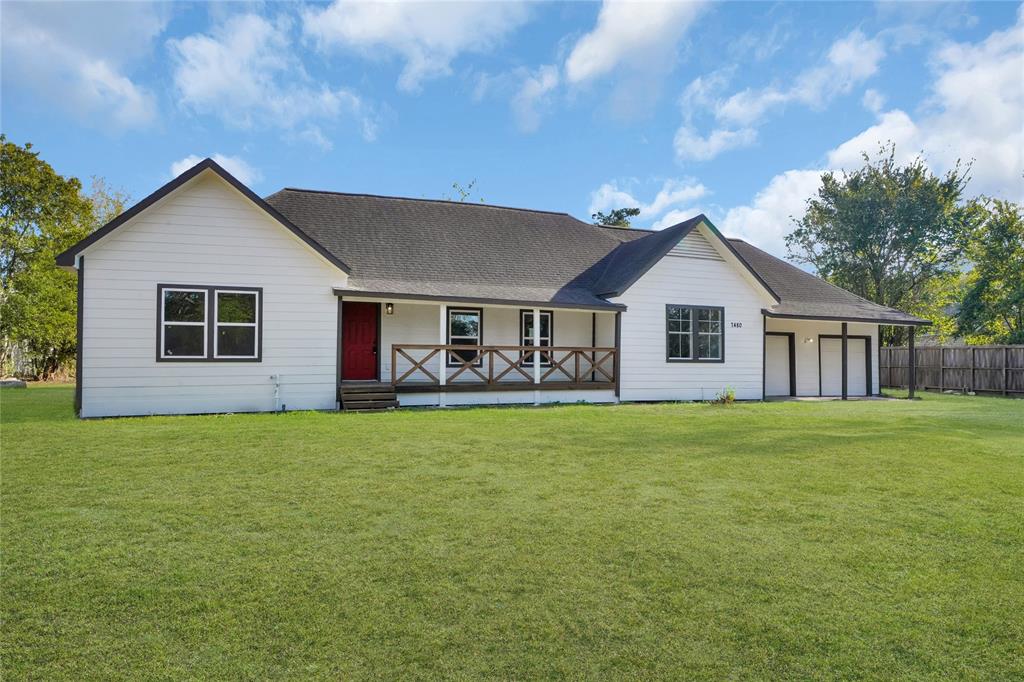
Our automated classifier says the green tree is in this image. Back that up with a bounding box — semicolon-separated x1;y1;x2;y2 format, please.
0;137;126;377
786;143;978;343
592;207;641;227
956;199;1024;343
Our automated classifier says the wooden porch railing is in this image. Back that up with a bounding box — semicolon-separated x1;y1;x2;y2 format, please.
391;344;616;390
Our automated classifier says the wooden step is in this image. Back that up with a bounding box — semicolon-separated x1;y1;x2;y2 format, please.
340;383;394;393
340;391;396;402
341;399;399;411
338;383;398;411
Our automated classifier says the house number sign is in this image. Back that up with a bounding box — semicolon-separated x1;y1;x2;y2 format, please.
731;321;743;328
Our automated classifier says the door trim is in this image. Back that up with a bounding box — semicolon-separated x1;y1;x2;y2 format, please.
764;331;796;397
340;301;382;382
818;334;871;396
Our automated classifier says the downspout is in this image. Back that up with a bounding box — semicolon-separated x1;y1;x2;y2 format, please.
75;256;84;417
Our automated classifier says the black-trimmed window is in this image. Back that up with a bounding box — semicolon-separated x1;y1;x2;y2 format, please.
447;307;482;366
158;284;262;362
666;305;723;362
520;310;552;366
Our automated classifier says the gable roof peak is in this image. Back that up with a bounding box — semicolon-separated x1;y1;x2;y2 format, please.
55;156;351;273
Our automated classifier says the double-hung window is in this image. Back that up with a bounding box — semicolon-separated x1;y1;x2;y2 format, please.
447;308;482;366
666;305;723;362
520;310;552;366
158;284;261;361
214;290;260;359
161;287;208;359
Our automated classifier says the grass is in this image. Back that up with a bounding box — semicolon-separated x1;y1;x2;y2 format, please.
3;385;1022;680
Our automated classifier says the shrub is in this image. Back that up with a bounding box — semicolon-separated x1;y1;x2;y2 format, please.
712;387;736;405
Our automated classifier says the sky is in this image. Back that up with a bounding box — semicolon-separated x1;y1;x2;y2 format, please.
2;1;1022;261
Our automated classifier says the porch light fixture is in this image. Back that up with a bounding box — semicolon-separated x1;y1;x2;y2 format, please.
385;302;394;315
804;337;814;344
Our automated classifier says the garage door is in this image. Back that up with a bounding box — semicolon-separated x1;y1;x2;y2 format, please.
820;337;868;396
765;335;792;396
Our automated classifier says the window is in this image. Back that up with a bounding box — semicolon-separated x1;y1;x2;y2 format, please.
447;308;482;366
666;305;724;362
215;291;259;359
520;310;553;366
158;284;261;362
161;288;207;359
666;305;691;360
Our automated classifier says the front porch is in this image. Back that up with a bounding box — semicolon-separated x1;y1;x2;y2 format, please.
337;295;621;408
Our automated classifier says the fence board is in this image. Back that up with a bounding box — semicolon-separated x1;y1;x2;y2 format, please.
879;344;1024;396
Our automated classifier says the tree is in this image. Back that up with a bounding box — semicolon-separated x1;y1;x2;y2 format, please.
956;199;1024;343
0;137;126;377
786;143;979;343
592;207;640;227
443;179;484;203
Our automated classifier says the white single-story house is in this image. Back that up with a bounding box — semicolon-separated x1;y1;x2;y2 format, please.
56;158;928;417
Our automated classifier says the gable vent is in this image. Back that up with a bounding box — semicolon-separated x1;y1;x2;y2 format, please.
667;230;724;261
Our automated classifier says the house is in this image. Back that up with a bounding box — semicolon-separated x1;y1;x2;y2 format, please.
56;158;928;417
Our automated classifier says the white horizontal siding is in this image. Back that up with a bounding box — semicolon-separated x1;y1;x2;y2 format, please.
611;223;773;401
80;172;346;417
765;319;879;396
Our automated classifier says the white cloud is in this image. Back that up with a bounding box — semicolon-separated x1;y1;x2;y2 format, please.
478;0;706;133
589;178;708;228
719;170;825;257
565;1;706;84
170;154;261;186
511;65;560;133
716;30;886;127
1;2;166;129
826;110;920;168
674;30;886;162
719;8;1024;260
674;125;757;162
651;208;711;230
861;88;886;114
168;13;378;144
302;1;531;92
829;8;1024;199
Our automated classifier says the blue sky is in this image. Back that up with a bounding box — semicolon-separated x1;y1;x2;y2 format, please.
3;1;1022;258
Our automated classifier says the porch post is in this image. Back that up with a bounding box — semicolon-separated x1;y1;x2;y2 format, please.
532;307;541;405
908;325;916;399
438;304;447;407
841;322;848;400
614;311;621;400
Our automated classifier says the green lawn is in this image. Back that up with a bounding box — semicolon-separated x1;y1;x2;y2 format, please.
3;386;1022;680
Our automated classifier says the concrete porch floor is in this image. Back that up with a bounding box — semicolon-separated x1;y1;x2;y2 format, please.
764;395;895;402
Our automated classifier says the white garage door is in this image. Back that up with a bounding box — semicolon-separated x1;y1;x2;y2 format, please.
765;335;792;396
820;337;868;396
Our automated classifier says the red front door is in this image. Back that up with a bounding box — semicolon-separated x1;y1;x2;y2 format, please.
341;302;378;380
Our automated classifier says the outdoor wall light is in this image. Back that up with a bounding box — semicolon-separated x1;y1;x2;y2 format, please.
385;303;394;315
804;337;814;344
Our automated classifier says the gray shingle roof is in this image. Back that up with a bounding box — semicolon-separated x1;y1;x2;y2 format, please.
729;239;929;325
265;186;927;324
265;188;645;310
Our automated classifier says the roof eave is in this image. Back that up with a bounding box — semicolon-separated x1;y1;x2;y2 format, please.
762;310;932;326
334;288;627;312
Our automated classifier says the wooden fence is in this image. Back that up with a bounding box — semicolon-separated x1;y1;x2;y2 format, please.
880;345;1024;396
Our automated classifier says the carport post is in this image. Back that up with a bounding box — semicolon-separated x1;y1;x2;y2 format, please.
908;325;916;399
841;322;848;400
